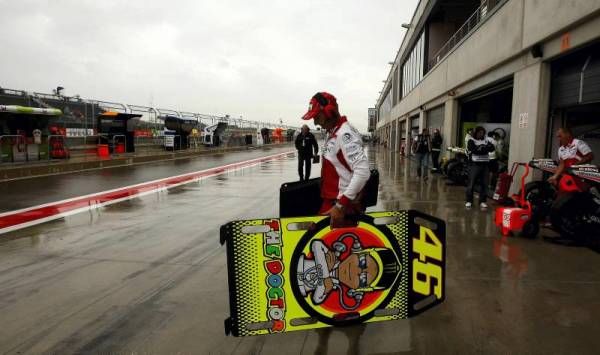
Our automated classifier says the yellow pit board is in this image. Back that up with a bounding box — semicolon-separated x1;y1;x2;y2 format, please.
220;210;445;336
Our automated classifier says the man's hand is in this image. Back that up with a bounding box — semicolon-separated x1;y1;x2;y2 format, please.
548;175;558;185
324;204;345;228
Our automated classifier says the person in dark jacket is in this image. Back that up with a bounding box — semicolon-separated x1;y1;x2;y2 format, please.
295;124;319;181
431;129;443;172
487;131;500;190
465;126;496;210
412;129;432;180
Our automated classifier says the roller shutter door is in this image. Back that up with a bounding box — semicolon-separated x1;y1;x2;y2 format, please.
426;105;444;131
552;51;600;108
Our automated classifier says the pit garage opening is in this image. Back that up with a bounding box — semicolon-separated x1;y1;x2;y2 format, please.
97;112;141;154
390;120;397;151
410;115;419;138
0;105;65;162
425;105;444;133
458;79;513;163
549;41;600;165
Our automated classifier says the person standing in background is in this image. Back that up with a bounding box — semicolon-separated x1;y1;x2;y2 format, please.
487;131;499;190
464;128;474;148
295;124;319;181
431;129;443;173
412;128;431;180
465;126;495;210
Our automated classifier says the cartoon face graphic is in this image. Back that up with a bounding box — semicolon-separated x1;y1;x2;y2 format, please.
338;252;378;290
295;230;401;312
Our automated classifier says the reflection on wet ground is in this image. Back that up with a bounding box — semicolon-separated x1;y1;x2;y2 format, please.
0;146;599;354
0;145;294;213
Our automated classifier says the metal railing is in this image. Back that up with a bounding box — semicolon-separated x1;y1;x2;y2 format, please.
427;0;504;71
187;136;202;150
135;135;164;146
1;85;301;163
2;89;300;135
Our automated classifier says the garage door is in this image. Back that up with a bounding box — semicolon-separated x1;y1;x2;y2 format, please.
410;116;419;138
426;105;444;132
552;46;600;108
549;42;600;165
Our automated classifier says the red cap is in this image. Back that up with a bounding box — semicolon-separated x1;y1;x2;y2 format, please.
302;92;338;120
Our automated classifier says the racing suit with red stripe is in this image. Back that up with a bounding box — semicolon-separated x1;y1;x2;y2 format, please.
559;138;592;168
557;138;594;191
319;116;370;214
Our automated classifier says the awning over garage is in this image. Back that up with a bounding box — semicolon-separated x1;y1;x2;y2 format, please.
0;105;62;116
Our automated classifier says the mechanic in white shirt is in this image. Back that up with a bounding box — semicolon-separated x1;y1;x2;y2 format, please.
548;127;594;185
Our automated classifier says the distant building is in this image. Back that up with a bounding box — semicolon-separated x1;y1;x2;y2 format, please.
375;0;600;164
368;108;377;133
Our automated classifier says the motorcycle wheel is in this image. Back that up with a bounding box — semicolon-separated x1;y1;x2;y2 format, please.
493;128;507;140
520;220;539;239
442;158;457;176
550;192;599;242
524;181;556;218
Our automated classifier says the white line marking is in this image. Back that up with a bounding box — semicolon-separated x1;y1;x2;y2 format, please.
0;151;295;234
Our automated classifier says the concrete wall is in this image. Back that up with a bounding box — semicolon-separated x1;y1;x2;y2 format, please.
445;0;524;90
396;0;433;66
377;0;600;131
443;99;459;149
374;0;600;179
522;0;600;48
382;0;524;125
508;61;551;189
395;118;401;151
377;0;433;105
509;62;550;163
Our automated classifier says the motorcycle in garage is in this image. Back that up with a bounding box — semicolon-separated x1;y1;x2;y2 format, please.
550;164;600;246
521;159;559;218
444;147;469;185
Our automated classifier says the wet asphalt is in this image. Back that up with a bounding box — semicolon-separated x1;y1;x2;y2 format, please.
0;146;599;354
0;145;295;213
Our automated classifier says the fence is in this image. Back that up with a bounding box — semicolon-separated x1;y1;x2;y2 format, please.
427;0;505;71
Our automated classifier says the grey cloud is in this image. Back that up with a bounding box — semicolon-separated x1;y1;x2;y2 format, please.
0;0;418;132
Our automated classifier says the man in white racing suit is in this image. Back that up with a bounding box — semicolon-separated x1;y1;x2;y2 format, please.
301;92;370;228
548;127;594;185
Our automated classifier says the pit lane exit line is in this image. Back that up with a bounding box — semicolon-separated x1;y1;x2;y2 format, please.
0;151;295;235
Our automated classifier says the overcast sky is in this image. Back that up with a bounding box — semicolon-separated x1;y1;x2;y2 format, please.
0;0;418;132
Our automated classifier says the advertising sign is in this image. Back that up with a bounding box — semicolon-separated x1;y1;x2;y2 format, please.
66;128;95;137
164;135;174;148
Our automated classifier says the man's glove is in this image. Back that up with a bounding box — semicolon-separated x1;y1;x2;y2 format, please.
325;201;363;229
